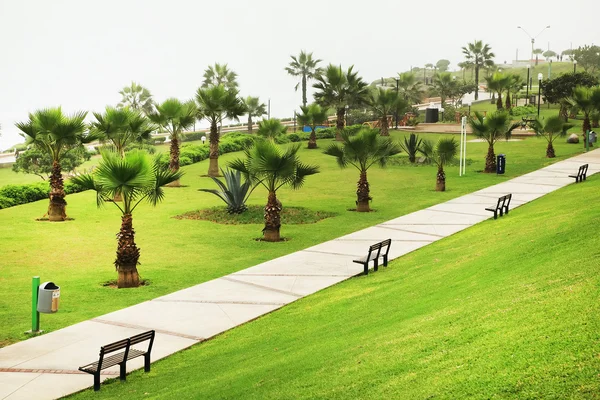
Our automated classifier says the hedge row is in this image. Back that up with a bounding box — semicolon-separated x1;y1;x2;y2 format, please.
0;181;86;210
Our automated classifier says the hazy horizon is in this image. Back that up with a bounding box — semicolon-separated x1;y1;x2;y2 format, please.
1;0;598;150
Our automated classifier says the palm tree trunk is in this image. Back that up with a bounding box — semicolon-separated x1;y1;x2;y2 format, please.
264;191;282;242
208;121;220;177
484;144;496;173
336;108;345;141
474;65;479;100
247;116;253;134
436;166;446;191
302;74;307;107
167;136;181;187
48;160;67;221
308;127;317;149
115;213;140;288
505;89;511;109
380;114;389;136
583;114;591;133
546;141;556;158
356;171;371;212
559;103;569;122
496;92;503;110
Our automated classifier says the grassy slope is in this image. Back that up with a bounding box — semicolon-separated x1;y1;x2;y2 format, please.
0;132;586;346
70;174;600;400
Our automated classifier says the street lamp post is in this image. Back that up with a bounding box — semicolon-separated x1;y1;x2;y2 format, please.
517;25;550;63
466;101;471;118
525;64;530;105
395;78;400;130
537;73;543;117
573;60;577;73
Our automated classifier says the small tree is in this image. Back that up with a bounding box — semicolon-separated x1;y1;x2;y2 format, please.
324;128;400;212
91;107;155;158
530;116;573;158
431;72;457;107
568;86;600;135
229;140;319;241
397;72;424;105
244;96;267;134
419;138;458;191
533;48;543;65
12;147;90;180
469;112;519;173
436;59;451;72
368;88;408;136
485;72;510;110
15;107;94;221
257;118;287;140
541;73;598;121
117;82;155;116
297;103;327;149
202;63;238;89
572;45;600;74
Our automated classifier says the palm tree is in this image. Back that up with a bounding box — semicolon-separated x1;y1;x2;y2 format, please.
117;82;155;116
91;107;155;158
533;48;543;65
462;40;495;100
397;72;423;105
431;72;457;107
71;150;182;288
506;75;524;110
457;61;473;81
419;138;458;191
313;64;369;141
257;118;287;139
543;50;557;61
15;107;93;221
324;128;400;212
530;116;573;158
569;86;600;136
229;140;319;241
369;88;408;136
399;133;423;163
147;98;196;186
202;63;238;89
485;72;510;110
244;96;267;133
285;51;322;107
297;103;327;149
196;85;246;176
469;112;519;173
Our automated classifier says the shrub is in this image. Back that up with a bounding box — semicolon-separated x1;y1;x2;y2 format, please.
315;127;336;138
287;133;302;142
0;180;88;210
153;136;166;145
181;131;206;142
509;105;537;116
273;135;291;144
199;168;255;214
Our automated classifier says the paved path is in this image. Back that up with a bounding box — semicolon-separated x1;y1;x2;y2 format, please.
2;149;600;399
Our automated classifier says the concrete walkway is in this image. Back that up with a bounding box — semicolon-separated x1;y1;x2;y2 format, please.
2;149;600;399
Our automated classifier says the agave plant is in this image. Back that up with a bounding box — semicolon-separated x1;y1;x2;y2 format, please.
199;168;255;214
399;133;423;163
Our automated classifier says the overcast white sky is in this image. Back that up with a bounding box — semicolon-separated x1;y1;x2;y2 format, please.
0;0;598;150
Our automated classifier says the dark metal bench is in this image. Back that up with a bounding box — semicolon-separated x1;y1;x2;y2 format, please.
353;239;391;275
569;164;588;183
79;330;155;391
485;194;512;220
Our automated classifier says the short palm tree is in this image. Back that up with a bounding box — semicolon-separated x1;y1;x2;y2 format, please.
462;40;495;100
147;98;196;185
530;116;573;158
431;72;457;107
297;103;328;149
244;96;267;134
313;64;369;140
569;86;600;136
202;63;238;89
196;85;246;176
369;87;408;136
91;107;155;158
324;128;400;212
15;107;93;221
533;48;543;65
506;75;524;110
117;82;155;115
419;138;459;191
397;72;423;105
72;150;182;288
256;118;287;140
485;72;510;110
229;140;319;241
469;112;519;173
285;50;322;107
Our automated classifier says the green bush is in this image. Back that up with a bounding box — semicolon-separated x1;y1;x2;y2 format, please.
0;180;88;210
181;132;206;142
0;195;16;208
509;105;537;116
287;133;302;142
315;127;336;138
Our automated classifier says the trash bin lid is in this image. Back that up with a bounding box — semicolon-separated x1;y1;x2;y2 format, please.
40;282;59;290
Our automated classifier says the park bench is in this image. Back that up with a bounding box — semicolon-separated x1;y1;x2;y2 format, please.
569;164;588;183
485;194;512;220
353;239;391;275
79;330;155;391
521;116;536;129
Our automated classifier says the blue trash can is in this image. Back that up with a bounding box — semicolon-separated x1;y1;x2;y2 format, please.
497;154;506;174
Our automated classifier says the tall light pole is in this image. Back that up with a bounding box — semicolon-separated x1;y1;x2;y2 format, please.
537;73;543;117
525;64;530;105
517;25;551;62
395;78;400;130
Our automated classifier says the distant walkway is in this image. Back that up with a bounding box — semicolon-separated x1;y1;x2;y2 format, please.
1;150;600;399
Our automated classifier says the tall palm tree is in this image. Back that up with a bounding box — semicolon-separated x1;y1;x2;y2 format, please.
147;98;196;186
202;63;238;89
431;72;457;107
297;103;327;149
257;118;287;139
397;72;423;105
530;116;573;158
71;150;182;288
15;107;93;221
485;72;510;110
229;140;319;241
90;107;155;158
196;85;246;176
324;128;400;212
462;40;495;100
469;112;519;173
244;96;267;133
569;86;600;136
285;51;322;107
419;138;458;191
368;88;408;136
117;82;155;116
313;64;369;141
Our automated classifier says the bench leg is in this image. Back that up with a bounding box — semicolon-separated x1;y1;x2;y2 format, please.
374;260;379;272
119;363;127;381
383;256;388;267
144;354;151;372
504;207;509;215
493;211;497;220
364;264;368;275
94;373;101;391
499;208;504;217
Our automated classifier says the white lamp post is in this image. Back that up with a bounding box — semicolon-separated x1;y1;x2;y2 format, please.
537;73;543;116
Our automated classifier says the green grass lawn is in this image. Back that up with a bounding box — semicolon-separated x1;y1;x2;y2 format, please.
0;131;587;348
69;159;600;399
